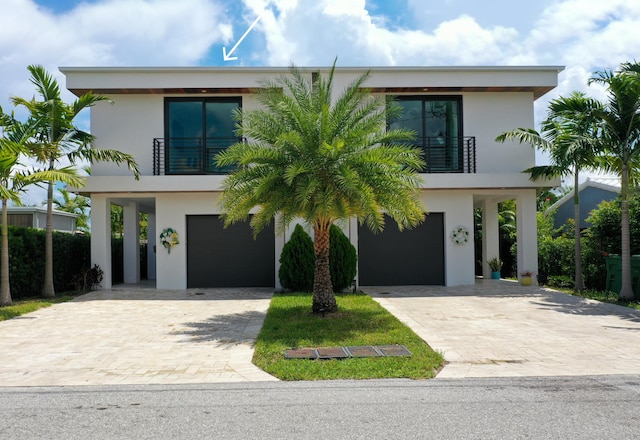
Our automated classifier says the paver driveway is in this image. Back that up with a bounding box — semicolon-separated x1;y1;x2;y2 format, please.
0;286;277;386
365;280;640;378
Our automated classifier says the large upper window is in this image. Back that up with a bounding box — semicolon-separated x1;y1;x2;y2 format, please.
389;96;464;172
164;97;241;174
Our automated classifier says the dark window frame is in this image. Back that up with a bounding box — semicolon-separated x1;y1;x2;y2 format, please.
389;95;464;173
163;97;242;175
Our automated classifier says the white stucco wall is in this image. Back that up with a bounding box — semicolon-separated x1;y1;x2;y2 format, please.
90;95;163;176
463;92;535;173
419;191;476;286
154;192;284;290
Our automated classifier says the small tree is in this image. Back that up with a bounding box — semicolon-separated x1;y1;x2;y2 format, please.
279;224;314;292
0;108;83;306
497;92;603;290
216;62;425;314
589;61;640;299
13;65;139;297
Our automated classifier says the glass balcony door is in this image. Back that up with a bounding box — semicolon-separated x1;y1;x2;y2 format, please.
390;96;462;172
165;98;241;174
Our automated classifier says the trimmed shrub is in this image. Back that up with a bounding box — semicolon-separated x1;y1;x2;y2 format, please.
330;224;357;292
279;224;314;292
279;223;358;292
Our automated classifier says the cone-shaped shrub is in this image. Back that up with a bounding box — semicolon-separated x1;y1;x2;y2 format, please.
330;225;357;292
279;224;314;292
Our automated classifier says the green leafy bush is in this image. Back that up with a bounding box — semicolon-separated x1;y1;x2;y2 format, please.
71;264;104;292
279;224;315;292
330;224;357;292
279;223;358;292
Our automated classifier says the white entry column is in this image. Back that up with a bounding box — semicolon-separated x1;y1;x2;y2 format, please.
516;190;538;283
90;194;112;289
123;201;140;284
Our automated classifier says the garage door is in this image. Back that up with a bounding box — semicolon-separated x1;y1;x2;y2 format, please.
187;215;275;288
358;213;444;286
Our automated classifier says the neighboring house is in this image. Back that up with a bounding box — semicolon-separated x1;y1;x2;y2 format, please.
5;206;77;233
547;177;620;230
61;66;562;290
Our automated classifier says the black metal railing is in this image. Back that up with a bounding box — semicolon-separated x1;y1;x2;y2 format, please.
153;135;477;175
153;137;240;175
417;136;476;173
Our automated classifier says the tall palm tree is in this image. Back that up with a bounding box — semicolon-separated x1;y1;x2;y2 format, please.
589;61;640;300
216;63;425;313
496;92;603;290
12;65;139;298
0;108;83;306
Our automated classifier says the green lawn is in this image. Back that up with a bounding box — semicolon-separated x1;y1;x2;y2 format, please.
566;289;640;311
0;294;81;321
252;291;444;380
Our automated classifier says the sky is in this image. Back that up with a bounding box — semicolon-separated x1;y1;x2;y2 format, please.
1;0;640;203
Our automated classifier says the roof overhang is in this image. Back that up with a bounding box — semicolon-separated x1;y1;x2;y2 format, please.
60;65;564;100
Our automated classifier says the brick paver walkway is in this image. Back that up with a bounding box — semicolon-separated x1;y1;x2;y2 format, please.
5;280;640;385
366;281;640;378
0;286;277;386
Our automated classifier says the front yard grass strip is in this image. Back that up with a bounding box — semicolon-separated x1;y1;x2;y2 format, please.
252;291;444;380
0;294;82;321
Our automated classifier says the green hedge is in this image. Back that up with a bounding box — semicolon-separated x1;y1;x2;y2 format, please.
4;226;90;299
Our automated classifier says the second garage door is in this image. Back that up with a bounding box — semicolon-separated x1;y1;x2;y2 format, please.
358;213;445;286
186;215;275;288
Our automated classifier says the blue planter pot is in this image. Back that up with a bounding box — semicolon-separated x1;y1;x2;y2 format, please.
491;271;501;280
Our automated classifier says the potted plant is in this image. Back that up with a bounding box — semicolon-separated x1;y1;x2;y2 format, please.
487;257;502;280
520;270;534;286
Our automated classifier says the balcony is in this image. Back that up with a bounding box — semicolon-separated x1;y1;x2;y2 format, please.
152;136;476;175
417;136;476;173
153;137;239;175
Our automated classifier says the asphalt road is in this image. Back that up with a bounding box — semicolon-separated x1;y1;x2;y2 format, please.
2;376;639;439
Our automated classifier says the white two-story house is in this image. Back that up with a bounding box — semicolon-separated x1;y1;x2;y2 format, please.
61;65;562;290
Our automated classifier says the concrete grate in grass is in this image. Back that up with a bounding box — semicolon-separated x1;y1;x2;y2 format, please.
284;344;411;360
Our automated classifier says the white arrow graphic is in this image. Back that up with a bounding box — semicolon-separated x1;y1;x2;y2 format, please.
223;15;262;61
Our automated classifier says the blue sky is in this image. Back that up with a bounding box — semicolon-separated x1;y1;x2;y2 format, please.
2;0;640;202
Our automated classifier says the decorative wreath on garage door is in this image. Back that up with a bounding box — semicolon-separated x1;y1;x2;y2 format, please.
160;228;179;253
450;225;470;245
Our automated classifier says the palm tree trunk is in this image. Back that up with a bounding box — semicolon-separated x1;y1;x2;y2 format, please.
1;198;11;306
619;163;634;300
42;177;55;298
312;221;337;314
573;170;584;291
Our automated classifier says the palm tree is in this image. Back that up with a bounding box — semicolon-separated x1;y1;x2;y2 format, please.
216;63;425;313
0;108;83;306
12;65;140;298
496;92;603;290
50;187;91;233
589;61;640;300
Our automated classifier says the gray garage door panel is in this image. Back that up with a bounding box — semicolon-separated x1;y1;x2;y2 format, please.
187;215;275;288
358;213;444;286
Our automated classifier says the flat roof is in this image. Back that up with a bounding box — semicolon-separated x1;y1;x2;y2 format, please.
61;65;564;100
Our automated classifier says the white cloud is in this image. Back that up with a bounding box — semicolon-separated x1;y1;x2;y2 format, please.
0;0;233;106
250;1;521;66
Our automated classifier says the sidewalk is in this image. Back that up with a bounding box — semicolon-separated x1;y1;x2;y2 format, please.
0;287;277;386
